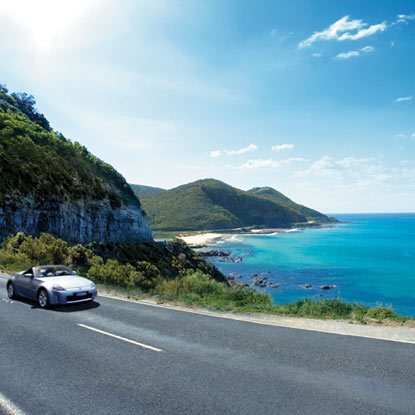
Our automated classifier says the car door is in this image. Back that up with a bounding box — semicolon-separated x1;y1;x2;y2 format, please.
17;268;37;298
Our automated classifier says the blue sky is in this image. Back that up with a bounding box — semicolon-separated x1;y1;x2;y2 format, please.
0;0;414;213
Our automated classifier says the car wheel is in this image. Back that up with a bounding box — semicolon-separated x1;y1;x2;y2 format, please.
38;289;49;308
7;282;17;299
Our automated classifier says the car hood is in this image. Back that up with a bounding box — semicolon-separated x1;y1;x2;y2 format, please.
36;275;93;289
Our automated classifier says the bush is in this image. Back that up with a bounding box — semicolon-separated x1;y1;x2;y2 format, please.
366;306;399;321
0;250;31;272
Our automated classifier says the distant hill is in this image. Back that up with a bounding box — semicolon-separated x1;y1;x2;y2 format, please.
130;184;165;196
0;85;152;244
248;187;328;221
140;179;332;231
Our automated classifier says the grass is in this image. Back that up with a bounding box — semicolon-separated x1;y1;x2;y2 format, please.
96;272;413;326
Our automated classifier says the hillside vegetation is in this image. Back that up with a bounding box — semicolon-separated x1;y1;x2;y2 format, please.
0;85;137;208
140;179;332;231
130;184;165;196
248;187;330;221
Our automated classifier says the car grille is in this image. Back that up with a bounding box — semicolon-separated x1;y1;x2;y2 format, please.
66;292;92;302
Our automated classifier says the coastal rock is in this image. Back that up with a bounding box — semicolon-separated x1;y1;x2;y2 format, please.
218;256;244;263
320;284;337;290
201;250;231;258
0;193;153;244
302;284;313;289
269;283;279;288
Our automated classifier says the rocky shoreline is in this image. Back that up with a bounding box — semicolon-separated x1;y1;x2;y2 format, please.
202;249;339;294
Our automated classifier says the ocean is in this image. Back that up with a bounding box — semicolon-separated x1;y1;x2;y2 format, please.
205;214;415;317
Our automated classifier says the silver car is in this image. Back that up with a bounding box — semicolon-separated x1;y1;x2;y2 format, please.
7;265;98;308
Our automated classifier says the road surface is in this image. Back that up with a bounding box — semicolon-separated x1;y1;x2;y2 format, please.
0;275;414;414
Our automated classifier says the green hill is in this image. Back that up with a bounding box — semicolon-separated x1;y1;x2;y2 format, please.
248;187;328;221
130;183;165;196
140;179;331;231
0;84;152;243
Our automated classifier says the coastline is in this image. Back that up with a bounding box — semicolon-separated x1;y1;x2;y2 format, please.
179;227;308;247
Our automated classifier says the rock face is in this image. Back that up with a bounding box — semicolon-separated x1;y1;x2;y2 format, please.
0;193;153;244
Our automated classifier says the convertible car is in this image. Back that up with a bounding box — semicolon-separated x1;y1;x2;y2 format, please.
6;265;97;308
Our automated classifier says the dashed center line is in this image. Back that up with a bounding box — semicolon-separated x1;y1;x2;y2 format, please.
78;323;163;352
0;392;25;415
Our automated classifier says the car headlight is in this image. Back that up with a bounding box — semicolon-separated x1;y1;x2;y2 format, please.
52;284;66;291
89;283;96;289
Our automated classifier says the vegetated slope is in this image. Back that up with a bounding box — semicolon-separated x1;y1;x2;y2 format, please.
130;183;165;196
140;179;322;231
0;84;152;243
248;187;333;222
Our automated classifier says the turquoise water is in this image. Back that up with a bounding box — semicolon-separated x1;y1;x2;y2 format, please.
207;214;415;317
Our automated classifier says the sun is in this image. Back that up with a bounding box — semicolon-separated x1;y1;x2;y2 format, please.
0;0;98;52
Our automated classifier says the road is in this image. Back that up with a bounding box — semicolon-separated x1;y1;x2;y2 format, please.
1;275;414;415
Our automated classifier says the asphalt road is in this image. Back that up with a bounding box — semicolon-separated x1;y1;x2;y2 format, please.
1;276;414;415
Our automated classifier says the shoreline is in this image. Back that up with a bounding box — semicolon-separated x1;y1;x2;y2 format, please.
178;226;316;247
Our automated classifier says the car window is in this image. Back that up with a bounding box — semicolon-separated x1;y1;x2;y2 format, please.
34;266;76;277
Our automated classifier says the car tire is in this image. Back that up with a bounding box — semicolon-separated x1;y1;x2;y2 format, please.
7;282;17;299
38;288;49;308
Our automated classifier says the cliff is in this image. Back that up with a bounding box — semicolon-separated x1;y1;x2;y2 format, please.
0;86;152;244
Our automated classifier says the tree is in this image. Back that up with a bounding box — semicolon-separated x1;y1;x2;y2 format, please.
11;92;51;131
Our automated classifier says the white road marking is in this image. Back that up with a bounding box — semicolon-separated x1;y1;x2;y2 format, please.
78;323;163;352
0;392;25;415
99;294;415;345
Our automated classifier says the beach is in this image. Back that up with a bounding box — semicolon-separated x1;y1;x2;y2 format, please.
179;232;227;246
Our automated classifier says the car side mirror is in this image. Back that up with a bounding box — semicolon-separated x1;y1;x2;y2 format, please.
24;273;33;278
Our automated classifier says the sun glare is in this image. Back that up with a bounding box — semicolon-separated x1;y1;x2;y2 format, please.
0;0;97;52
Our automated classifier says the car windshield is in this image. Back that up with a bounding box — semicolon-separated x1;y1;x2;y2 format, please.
34;266;76;277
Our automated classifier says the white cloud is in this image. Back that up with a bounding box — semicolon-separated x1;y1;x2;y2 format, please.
297;156;374;177
335;50;360;60
334;45;374;60
239;157;307;169
395;96;413;103
296;155;415;195
210;144;258;158
338;22;386;40
226;143;257;155
271;144;294;152
312;53;322;57
395;14;415;24
360;46;374;53
395;134;406;139
299;16;388;49
299;16;364;48
210;150;222;158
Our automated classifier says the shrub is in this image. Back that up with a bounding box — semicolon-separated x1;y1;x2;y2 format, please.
67;244;95;269
367;306;399;321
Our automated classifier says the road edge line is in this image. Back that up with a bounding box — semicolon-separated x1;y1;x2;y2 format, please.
98;294;415;345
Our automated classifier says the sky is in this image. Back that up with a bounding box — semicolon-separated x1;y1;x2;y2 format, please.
0;0;414;213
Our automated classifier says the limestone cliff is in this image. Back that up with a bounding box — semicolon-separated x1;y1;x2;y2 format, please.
0;193;152;244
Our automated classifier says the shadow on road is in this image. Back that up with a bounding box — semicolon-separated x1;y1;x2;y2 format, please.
12;296;100;312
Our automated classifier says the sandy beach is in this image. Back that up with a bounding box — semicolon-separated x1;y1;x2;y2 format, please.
179;232;227;246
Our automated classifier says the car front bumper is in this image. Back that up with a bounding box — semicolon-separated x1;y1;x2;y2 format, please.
51;288;98;305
